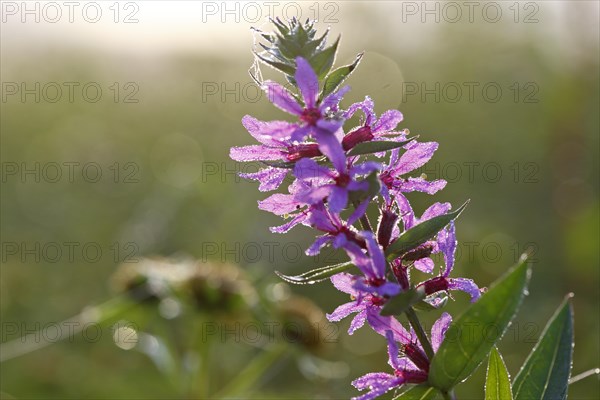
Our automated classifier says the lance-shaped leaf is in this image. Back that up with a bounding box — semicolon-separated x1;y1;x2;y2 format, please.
275;262;354;285
512;295;574;400
254;52;296;76
428;257;531;391
394;384;441;399
347;138;413;157
380;287;426;316
485;348;513;400
309;36;340;79
385;201;469;259
320;52;364;100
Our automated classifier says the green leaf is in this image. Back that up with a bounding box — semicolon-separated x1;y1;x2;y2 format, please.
380;287;426;316
309;36;340;79
485;348;513;400
428;257;531;391
254;52;296;76
347;138;412;157
512;296;574;400
275;262;354;285
394;384;441;399
320;52;364;100
385;201;470;259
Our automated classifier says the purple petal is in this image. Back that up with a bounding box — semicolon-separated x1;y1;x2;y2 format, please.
393;141;439;175
293;158;334;181
373;110;403;133
262;81;302;115
394;192;415;230
241;115;297;144
366;311;411;344
352;372;396;390
332;232;349;248
308;207;337;232
295;185;333;206
352;278;400;298
431;312;452;352
229;145;284;162
350;161;383;177
258;193;302;215
420;202;451;221
306;235;332;256
385;330;402;370
321;85;350;112
448;278;481;302
330;272;357;295
362;231;386;278
413;257;435;274
314;128;347;172
344;96;375;124
352;376;402;400
269;213;308;234
295;57;319;109
290;125;312;143
316;118;344;134
326;301;361;322
377;282;402;297
439;222;456;276
239;167;288;192
349;308;367;334
401;177;447;195
328;186;349;213
348;200;369;225
343;242;371;277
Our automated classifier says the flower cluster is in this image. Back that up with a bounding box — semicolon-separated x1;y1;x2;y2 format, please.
231;19;482;399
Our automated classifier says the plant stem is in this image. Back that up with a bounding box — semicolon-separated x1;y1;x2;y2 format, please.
441;389;457;400
404;306;435;361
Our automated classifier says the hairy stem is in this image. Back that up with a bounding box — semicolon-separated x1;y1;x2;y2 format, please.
404;306;435;361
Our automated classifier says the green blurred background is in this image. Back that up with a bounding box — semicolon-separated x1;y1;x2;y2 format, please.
1;1;598;399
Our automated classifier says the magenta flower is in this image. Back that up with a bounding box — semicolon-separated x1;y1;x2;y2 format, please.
262;57;349;171
393;200;483;302
304;201;369;256
293;158;381;213
342;96;407;152
352;314;452;400
326;232;401;333
230;115;323;191
379;140;447;204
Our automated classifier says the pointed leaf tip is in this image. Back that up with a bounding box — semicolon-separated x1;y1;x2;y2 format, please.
512;296;574;400
275;261;354;284
429;258;531;391
485;348;513;400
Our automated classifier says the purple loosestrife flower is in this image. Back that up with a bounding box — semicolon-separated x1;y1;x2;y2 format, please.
351;314;452;400
262;57;349;171
379;140;447;205
342;96;407;152
293;158;381;213
304;201;368;256
257;179;318;233
230;115;325;191
394;201;482;301
326;232;401;333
